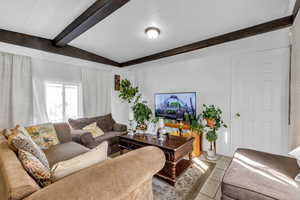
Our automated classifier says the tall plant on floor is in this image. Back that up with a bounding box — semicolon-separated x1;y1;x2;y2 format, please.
201;104;227;158
118;79;152;130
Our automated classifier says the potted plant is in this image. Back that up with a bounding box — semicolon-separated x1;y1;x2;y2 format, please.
132;101;152;131
201;104;227;160
185;114;204;157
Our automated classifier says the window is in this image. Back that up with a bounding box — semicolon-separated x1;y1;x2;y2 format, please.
46;82;82;122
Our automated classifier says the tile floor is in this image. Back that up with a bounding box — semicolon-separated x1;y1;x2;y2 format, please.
195;154;232;200
110;151;232;200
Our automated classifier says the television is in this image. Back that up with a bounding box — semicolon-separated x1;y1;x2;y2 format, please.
155;92;196;120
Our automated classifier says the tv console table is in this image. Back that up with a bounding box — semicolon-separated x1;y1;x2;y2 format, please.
119;134;194;186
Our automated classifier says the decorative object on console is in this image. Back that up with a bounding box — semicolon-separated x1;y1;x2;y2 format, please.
201;104;227;160
114;74;120;91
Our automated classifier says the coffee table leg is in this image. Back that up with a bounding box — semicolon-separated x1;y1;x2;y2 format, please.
189;153;192;161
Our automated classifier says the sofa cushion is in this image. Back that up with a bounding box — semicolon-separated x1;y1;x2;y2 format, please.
51;141;108;182
68;118;90;130
18;149;51;187
44;142;89;167
26;123;60;150
8;130;49;168
0;142;40;200
90;114;115;132
222;149;300;200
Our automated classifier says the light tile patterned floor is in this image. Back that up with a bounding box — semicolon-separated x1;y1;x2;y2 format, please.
195;154;232;200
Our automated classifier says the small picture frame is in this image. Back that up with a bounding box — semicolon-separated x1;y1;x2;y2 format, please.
114;75;120;91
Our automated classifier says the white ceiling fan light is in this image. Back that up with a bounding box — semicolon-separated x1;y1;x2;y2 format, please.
145;27;161;39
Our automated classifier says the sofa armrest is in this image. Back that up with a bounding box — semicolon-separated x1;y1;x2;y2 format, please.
71;130;95;149
113;123;127;132
24;146;165;200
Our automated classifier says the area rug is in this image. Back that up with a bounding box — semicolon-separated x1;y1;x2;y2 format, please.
153;161;216;200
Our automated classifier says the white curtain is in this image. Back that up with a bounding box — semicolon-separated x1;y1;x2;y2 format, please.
81;68;112;117
32;77;49;124
0;52;33;129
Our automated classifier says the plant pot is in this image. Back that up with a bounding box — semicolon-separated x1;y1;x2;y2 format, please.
207;149;217;161
136;124;147;133
206;119;216;128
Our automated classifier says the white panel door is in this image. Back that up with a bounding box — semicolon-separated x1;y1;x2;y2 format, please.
230;48;289;155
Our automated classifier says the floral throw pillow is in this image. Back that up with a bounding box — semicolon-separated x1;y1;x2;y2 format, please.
18;149;52;187
26;123;60;150
8;130;49;168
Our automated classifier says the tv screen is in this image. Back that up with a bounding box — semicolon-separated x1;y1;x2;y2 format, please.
155;92;196;120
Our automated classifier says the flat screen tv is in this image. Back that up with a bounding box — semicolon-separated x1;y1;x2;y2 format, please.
155;92;196;120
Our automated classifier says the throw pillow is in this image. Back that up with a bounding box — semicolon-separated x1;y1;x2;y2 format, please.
289;147;300;168
18;149;52;187
26;123;60;150
82;122;104;138
1;129;12;138
51;141;108;182
8;129;49;168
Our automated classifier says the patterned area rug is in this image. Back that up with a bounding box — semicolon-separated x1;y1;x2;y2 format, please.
153;161;216;200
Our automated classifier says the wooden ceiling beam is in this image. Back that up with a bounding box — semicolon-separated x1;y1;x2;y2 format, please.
121;16;293;67
293;0;300;21
54;0;130;47
0;29;120;67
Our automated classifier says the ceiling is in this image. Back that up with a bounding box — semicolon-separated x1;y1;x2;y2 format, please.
0;0;294;63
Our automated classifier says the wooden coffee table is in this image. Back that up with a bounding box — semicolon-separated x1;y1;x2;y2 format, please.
119;134;194;186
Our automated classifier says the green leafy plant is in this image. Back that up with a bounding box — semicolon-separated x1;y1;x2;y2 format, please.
185;114;204;135
202;104;227;129
201;104;227;151
133;102;152;129
119;79;139;103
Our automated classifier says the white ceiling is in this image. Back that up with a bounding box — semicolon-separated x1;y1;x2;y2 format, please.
0;0;294;63
0;0;96;39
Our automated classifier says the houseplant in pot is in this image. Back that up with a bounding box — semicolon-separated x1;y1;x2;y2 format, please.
132;101;152;132
187;114;204;157
201;104;227;160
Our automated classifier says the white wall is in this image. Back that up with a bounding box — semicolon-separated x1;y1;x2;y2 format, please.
131;29;291;156
291;11;300;149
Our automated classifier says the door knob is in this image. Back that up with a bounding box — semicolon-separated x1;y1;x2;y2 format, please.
235;113;241;118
